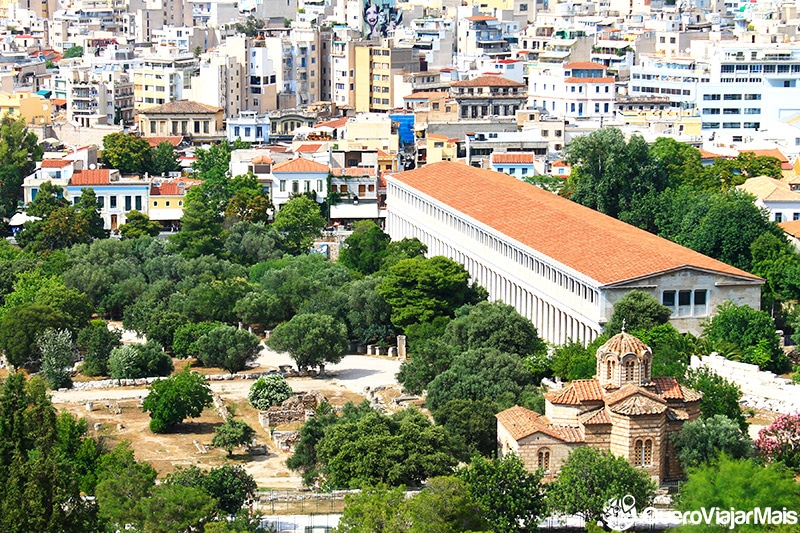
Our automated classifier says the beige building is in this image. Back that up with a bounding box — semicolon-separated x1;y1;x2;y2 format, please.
497;332;701;483
137;100;224;144
132;51;197;110
0;91;51;126
354;43;419;113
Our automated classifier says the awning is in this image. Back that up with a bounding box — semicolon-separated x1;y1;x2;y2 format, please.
36;89;51;97
51;98;67;106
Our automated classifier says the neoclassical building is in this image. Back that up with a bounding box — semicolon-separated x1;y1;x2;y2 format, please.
385;162;763;345
496;332;701;483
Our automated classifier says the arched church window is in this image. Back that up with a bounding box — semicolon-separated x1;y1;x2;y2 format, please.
537;448;551;472
624;360;636;382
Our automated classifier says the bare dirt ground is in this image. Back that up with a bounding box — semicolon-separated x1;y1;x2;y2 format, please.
51;343;404;490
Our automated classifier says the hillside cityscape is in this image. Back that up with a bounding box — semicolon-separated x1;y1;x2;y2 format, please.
0;0;800;530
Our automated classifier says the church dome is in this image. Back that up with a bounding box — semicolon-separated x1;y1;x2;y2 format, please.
598;332;652;360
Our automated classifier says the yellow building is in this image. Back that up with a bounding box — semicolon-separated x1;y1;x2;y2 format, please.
149;178;201;228
354;43;418;113
0;92;51;126
137;100;225;144
343;113;399;154
423;133;459;165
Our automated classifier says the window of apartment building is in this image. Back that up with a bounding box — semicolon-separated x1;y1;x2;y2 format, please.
722;122;741;129
659;36;665;43
775;212;784;223
722;108;740;115
702;122;720;129
604;103;609;112
723;94;742;100
317;180;323;191
204;121;209;133
704;94;721;100
195;122;201;134
595;103;600;113
97;196;105;209
703;108;720;115
110;196;117;209
135;196;142;210
745;93;761;100
124;196;132;211
744;108;761;114
794;213;800;221
744;122;760;129
279;181;286;192
292;181;299;194
150;122;156;134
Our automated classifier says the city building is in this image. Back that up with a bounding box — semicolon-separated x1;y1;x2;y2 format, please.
137;100;224;144
450;76;527;119
385;162;763;345
528;61;615;119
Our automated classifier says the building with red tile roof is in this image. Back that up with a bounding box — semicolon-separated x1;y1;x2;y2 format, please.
385;162;762;345
497;332;701;482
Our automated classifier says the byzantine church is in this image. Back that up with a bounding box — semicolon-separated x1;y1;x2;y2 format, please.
496;331;702;483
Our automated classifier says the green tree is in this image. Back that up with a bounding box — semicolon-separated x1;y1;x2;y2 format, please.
605;290;672;335
683;367;747;431
142;366;213;433
636;323;693;379
339;221;391;275
148;141;181;176
78;320;121;376
0;114;43;218
273;195;326;255
234;15;265;36
143;310;189;352
457;454;546;533
313;406;458;488
0;302;67;369
648;137;707;190
432;398;499;459
443;301;545;357
403;476;489;533
344;276;396;345
172;321;223;359
135;483;217;533
24;180;68;218
95;441;158;531
224;176;274;224
702;301;788;373
102;132;153;175
550;341;597;381
169;187;227;258
671;414;751;469
562;128;666;220
267;313;349;373
548;447;656;527
225;221;284;266
108;340;173;379
36;328;74;389
335;484;407;533
426;348;538;411
380;237;427;271
62;45;83;58
195;325;261;373
675;456;800;533
204;464;258;516
377;256;486;330
248;374;293;410
119;210;162;238
396;317;456;394
0;373;98;532
212;417;257;456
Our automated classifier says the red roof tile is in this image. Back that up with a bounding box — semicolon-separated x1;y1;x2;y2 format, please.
496;405;575;441
466;15;497;21
332;167;376;177
41;159;72;168
388;162;761;285
546;379;605;405
295;143;323;153
491;153;534;164
146;136;183;147
70;169;110;186
580;408;611;425
564;62;608;70
316;117;348;129
272;158;329;173
741;148;788;163
778;219;800;238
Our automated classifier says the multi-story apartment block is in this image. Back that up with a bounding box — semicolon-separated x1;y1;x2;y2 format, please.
464;129;548;167
0;53;46;94
189;52;244;119
290;24;321;107
132;49;197;110
405;16;456;68
0;91;50;126
326;27;357;107
227;111;270;144
354;43;419;113
528;62;615;119
52;62;134;127
456;14;511;66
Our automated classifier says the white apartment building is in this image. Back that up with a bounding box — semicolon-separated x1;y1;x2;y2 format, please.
528;62;615;119
631;41;800;140
227;111;270;144
386;162;764;345
132;50;197;110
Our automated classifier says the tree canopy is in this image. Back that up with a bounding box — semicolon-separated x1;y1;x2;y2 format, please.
605;290;672;336
102;133;153;175
267;313;348;372
272;196;326;255
671;414;752;469
141;367;213;433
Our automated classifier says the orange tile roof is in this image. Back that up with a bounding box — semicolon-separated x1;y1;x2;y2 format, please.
317;117;348;129
41;159;72;168
651;377;693;401
699;149;728;159
778;219;800;238
403;91;450;100
604;384;665;407
580;408;611;425
564;61;607;70
599;332;651;357
140;100;222;115
295;143;323;153
389;162;762;285
546;379;605;405
466;15;497;21
451;76;526;88
491;153;534;164
151;180;198;196
332;167;376;177
495;405;576;441
146;136;183;147
741;148;788;163
251;154;273;164
608;394;668;416
551;160;569;167
70;169;111;186
565;77;615;84
272;158;330;173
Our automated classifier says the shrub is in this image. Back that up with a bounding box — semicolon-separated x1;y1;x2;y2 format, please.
248;374;293;410
108;340;173;379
